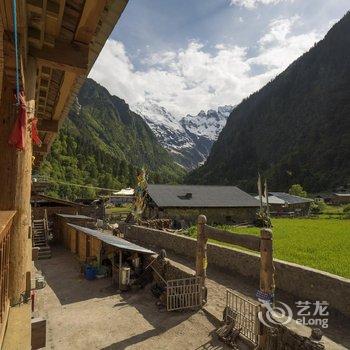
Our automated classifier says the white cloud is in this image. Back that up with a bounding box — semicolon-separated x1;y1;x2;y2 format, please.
248;16;322;70
89;16;324;117
230;0;293;10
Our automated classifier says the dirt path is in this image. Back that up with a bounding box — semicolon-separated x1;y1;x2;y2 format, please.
34;247;230;350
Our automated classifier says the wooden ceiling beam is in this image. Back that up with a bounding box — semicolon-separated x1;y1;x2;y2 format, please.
37;119;58;132
52;71;76;120
27;0;60;18
29;40;88;74
74;0;106;44
0;0;14;32
55;0;65;37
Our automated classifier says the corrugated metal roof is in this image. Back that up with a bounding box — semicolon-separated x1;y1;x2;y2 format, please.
113;188;134;196
270;192;314;205
68;224;154;255
56;214;94;220
147;185;260;208
254;195;285;205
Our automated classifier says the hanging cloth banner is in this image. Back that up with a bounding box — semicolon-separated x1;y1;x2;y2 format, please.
8;90;27;150
31;117;42;146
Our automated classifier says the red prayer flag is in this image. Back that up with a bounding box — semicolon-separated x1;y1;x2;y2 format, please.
8;91;27;150
31;118;42;146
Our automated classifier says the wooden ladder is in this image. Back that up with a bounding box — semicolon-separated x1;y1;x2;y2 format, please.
32;214;51;260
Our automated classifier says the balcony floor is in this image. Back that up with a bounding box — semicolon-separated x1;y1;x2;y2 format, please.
2;303;31;350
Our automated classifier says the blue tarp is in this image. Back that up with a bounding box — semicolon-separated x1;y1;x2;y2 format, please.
67;224;154;255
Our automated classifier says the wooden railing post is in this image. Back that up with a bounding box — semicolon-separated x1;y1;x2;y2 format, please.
196;215;207;303
259;228;275;349
260;228;275;294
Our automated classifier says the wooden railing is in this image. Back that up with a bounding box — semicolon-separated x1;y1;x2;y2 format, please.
196;215;275;349
0;211;16;344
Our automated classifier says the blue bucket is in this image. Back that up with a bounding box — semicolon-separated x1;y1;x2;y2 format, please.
85;266;97;280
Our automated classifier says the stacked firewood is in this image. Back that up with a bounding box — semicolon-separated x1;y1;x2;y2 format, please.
138;219;172;230
216;321;241;349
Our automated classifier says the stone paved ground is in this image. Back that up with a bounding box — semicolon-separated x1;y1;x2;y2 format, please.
34;247;230;350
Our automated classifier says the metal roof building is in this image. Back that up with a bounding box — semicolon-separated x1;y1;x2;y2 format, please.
68;224;154;255
147;185;260;208
269;192;314;205
145;185;259;226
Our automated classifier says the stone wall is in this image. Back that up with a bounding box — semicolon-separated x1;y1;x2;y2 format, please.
144;255;193;283
121;223;350;318
154;207;257;225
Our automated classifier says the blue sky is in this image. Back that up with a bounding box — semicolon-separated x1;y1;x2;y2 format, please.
90;0;349;116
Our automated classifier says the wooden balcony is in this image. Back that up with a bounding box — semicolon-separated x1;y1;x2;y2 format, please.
0;211;16;347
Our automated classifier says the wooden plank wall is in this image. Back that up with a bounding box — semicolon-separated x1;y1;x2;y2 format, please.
91;238;101;263
77;232;86;261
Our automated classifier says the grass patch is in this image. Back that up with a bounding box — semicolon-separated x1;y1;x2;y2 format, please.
185;218;350;278
105;204;132;214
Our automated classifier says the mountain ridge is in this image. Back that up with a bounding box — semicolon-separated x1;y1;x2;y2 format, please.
39;78;185;199
186;12;350;192
133;102;233;169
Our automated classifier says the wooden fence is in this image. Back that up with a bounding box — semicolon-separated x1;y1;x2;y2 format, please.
196;214;274;348
0;211;16;345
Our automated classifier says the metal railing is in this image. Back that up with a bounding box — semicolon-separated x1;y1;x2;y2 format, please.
225;289;260;345
166;276;202;311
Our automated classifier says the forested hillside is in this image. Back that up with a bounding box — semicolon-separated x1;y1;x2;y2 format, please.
186;12;350;193
38;79;184;199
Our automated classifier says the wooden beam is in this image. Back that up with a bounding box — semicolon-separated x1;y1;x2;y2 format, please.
74;0;106;44
55;0;65;37
37;119;58;132
27;0;60;17
0;16;4;101
0;0;14;32
29;41;88;75
52;71;76;120
204;225;261;252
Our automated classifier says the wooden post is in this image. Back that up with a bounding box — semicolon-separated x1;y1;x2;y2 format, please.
0;56;36;305
259;228;275;349
259;228;275;295
196;215;207;303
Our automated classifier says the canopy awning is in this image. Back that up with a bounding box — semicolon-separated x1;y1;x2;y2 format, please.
68;224;154;255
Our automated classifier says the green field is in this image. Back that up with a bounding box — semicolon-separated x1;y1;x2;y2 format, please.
105;204;132;215
187;218;350;278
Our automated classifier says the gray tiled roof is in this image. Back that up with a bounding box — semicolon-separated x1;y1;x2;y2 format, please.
147;184;260;208
270;192;314;205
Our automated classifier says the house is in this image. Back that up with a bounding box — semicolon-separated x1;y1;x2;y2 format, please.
31;194;104;220
330;193;350;205
255;192;314;216
144;185;260;226
110;188;135;205
0;0;127;348
254;194;286;212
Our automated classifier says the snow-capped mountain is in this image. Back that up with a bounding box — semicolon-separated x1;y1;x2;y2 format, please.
133;102;234;170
